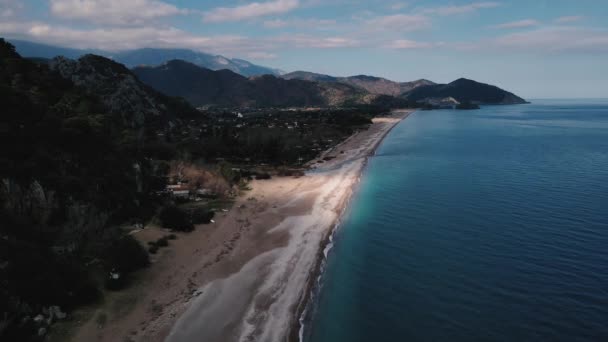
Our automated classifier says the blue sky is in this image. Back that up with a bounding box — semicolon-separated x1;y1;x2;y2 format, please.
1;0;607;98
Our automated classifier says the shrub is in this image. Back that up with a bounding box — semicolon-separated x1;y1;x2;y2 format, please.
166;234;177;240
255;172;271;180
159;205;194;232
102;235;150;274
148;245;159;254
191;208;215;224
156;237;169;247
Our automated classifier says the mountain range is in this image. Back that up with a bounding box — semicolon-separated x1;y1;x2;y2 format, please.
8;39;527;107
133;60;527;108
133;60;380;108
8;39;281;77
282;71;527;105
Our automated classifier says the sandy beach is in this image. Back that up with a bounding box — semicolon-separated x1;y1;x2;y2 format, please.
68;109;414;342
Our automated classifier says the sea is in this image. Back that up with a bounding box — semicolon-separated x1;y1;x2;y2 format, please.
303;100;608;342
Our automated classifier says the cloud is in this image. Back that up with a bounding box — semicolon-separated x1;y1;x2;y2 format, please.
0;20;251;53
246;52;278;59
490;26;608;53
0;0;23;17
0;19;362;62
364;14;431;32
491;19;539;29
422;2;500;16
49;0;186;25
263;18;337;29
554;15;584;24
386;39;435;49
203;0;299;23
263;19;288;28
272;35;359;48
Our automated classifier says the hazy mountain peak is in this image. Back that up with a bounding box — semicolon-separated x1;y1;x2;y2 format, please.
8;39;280;77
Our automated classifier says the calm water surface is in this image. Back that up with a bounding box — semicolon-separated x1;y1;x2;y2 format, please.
305;100;608;342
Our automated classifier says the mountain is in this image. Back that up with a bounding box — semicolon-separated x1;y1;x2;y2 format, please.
282;71;435;96
8;39;280;77
108;48;282;76
133;60;379;108
403;78;528;105
281;71;339;83
7;39;100;59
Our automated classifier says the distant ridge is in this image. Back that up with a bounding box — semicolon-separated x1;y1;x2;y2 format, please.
403;78;528;105
283;71;527;105
282;71;435;96
8;39;281;77
132;60;383;108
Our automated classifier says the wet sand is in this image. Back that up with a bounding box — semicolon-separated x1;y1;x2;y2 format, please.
68;109;414;342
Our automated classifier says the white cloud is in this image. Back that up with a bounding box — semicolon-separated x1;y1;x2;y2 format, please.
0;0;23;18
554;15;584;24
246;52;278;59
491;19;539;29
263;18;337;29
264;19;288;28
203;0;299;23
0;20;362;61
422;2;500;16
364;14;431;32
447;26;608;54
49;0;186;25
490;26;608;52
386;39;434;49
272;35;359;48
0;20;250;53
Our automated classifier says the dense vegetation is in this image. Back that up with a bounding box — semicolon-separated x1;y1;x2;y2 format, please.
186;107;389;165
0;39;172;341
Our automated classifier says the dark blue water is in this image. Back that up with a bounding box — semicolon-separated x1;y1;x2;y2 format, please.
305;100;608;342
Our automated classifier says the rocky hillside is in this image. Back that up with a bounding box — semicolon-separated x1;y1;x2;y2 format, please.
282;71;435;96
403;78;528;105
49;55;198;132
133;60;376;108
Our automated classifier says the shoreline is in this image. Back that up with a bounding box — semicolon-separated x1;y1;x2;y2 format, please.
67;109;414;342
291;109;414;342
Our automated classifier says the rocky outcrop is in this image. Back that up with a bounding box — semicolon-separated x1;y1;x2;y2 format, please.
0;179;108;242
0;179;56;225
50;55;161;129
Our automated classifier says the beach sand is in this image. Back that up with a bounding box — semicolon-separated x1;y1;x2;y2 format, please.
67;109;414;342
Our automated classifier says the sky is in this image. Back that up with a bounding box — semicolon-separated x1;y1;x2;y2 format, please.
1;0;607;98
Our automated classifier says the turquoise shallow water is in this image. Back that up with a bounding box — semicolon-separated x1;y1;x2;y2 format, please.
304;100;608;342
